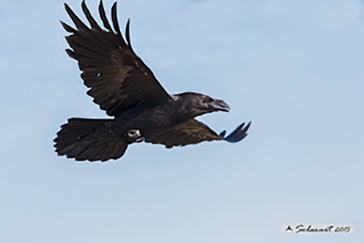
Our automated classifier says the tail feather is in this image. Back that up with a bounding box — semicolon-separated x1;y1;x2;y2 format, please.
54;118;128;162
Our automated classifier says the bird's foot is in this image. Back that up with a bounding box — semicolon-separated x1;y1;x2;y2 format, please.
126;129;144;143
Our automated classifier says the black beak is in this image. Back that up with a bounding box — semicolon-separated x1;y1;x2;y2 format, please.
211;99;231;112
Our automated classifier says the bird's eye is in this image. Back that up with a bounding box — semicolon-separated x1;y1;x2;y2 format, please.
204;97;213;103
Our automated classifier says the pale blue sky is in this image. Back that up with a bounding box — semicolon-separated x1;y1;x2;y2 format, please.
1;0;363;243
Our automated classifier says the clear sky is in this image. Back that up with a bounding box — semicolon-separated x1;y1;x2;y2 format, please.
1;0;363;242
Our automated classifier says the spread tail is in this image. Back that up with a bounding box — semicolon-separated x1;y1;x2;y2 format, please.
54;118;127;162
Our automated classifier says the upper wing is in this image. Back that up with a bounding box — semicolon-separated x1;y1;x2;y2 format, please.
145;119;251;148
62;1;171;116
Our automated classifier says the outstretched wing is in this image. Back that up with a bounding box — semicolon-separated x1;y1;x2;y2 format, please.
62;1;171;116
145;119;251;148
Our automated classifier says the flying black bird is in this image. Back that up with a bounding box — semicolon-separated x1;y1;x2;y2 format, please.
54;1;251;162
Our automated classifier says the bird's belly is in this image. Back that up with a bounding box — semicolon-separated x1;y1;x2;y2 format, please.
112;108;180;137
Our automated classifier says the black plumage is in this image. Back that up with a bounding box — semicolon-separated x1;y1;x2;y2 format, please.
54;1;251;162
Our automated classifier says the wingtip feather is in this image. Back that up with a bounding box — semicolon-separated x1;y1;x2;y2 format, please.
222;121;252;143
64;1;89;30
60;20;76;33
82;0;102;30
125;18;134;51
111;1;122;36
99;0;113;31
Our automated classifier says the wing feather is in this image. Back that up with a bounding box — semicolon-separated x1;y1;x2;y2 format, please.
63;1;171;117
81;0;102;30
98;0;113;32
111;2;122;37
64;3;89;30
145;119;251;148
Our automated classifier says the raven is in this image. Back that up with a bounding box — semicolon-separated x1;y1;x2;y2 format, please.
54;1;251;162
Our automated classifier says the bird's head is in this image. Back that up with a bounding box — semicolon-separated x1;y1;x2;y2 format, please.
173;92;230;117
